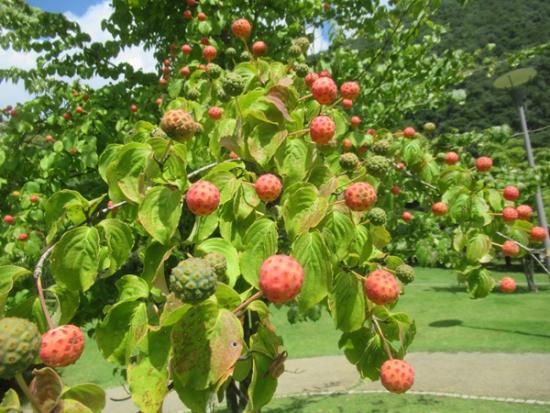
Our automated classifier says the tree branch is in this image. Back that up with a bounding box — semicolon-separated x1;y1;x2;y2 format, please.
34;245;55;330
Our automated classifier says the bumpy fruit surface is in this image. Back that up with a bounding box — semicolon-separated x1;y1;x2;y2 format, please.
304;72;319;88
502;207;518;222
503;185;519;201
311;77;337;105
476;156;493;172
208;106;223;120
160;109;201;142
255;174;283;203
366;207;387;226
365;155;390;177
240;51;252;61
170;258;216;304
186;181;220;216
294;36;310;52
403;127;416;138
342;99;353;110
395;264;415;284
40;325;84;367
310;116;336;144
289;44;303;57
259;255;304;304
339;153;359;170
344;182;377;211
252;41;267;56
445;151;459;165
516;205;533;220
206;63;222;78
364;269;400;305
225;47;237;58
342;138;353;151
204;252;227;281
502;240;520;257
222;72;246;96
380;359;414;393
318;70;331;78
432;202;448;216
3;215;14;224
0;317;41;379
402;211;412;221
231;18;252;39
293;63;309;78
531;226;548;242
372;139;390;155
499;277;516;293
340;81;360;100
203;45;217;61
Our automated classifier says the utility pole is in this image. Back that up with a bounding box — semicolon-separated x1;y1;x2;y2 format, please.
494;68;550;272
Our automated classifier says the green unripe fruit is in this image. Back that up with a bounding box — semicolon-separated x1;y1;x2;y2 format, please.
187;87;201;101
289;44;303;58
436;152;446;161
395;264;415;284
225;47;237;58
204;252;227;282
293;63;309;78
222;72;246;97
365;155;391;177
367;207;387;226
170;258;217;304
339;152;359;170
423;122;436;133
0;317;41;379
240;51;252;61
215;86;230;102
372;139;391;155
207;64;223;79
294;36;310;52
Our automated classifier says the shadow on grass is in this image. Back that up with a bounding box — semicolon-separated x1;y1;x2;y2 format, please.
429;319;550;339
429;285;550;294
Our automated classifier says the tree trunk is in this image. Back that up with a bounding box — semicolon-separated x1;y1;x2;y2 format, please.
523;255;538;292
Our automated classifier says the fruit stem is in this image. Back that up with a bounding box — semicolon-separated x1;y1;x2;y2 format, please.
351;270;365;281
491;242;503;248
233;291;263;316
287;128;309;137
160;139;174;164
372;317;393;360
298;94;312;102
15;373;46;413
33;245;56;330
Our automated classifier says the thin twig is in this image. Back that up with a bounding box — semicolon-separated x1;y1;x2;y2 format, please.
233;291;263;316
393;161;438;191
187;161;222;179
34;245;55;330
15;373;46;413
372;317;393;360
496;231;550;276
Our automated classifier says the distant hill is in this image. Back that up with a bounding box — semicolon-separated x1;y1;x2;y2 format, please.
419;0;550;147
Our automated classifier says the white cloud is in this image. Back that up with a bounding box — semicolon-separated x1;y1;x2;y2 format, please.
0;0;156;108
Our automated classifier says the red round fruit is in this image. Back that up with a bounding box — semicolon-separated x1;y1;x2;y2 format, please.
185;181;220;216
231;18;252;39
531;226;548;242
181;44;192;55
304;72;319;88
163;58;171;66
183;9;192;19
351;116;361;127
252;41;267;57
180;66;191;77
310;116;336;144
445;151;459;165
502;207;518;222
311;77;338;105
18;233;28;241
197;12;206;21
357;145;368;155
155;98;163;106
396;162;405;171
45;134;55;143
364;269;400;305
162;66;171;75
3;215;15;224
344;182;377;211
255;174;283;203
342;138;353;151
40;325;85;367
403;127;416;138
391;186;400;195
187;0;198;6
380;359;414;394
75;106;84;114
516;205;533;220
475;156;493;172
63;112;71;120
259;255;304;304
130;104;138;113
30;194;40;203
198;64;207;71
229;151;239;160
159;78;168;86
502;240;520;257
500;277;516;294
340;81;360;100
432;202;448;216
203;45;217;62
208;107;223;120
318;70;331;78
503;185;519;201
402;211;412;221
200;37;210;45
342;99;353;110
367;128;377;136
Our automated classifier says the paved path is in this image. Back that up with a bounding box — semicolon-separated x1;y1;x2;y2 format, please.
104;352;550;412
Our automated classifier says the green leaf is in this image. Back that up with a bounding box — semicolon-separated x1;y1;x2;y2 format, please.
329;271;366;332
348;226;373;267
282;184;329;239
466;233;492;263
138;186;182;245
62;384;106;413
0;389;20;412
107;143;152;203
142;242;173;286
49;285;80;325
339;328;386;380
467;268;495;299
321;212;355;261
240;219;278;288
275;138;313;187
292;231;332;310
44;190;89;233
97;219;134;273
50;227;100;292
215;283;242;310
116;275;149;302
370;225;391;249
196;238;240;286
0;265;31;315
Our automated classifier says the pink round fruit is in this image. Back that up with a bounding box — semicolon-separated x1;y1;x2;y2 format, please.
476;156;493;172
130;104;138;113
310;116;336;144
342;138;353;151
231;18;252;39
3;215;14;224
344;182;377;211
181;44;192;55
502;207;518;222
391;186;400;195
183;9;192;19
445;151;459;165
342;99;353;110
18;233;28;241
30;194;40;203
340;81;360;100
500;277;516;294
180;66;191;77
208;106;223;120
367;128;377;136
40;325;85;367
403;127;416;138
304;72;319;88
351;116;361;127
531;226;548;242
402;211;412;221
432;202;448;216
318;70;331;78
502;240;520;257
203;45;217;62
380;359;414;393
197;12;206;21
503;185;519;201
259;255;304;304
185;181;220;216
364;269;400;305
255;174;283;203
252;41;267;56
516;205;533;220
311;77;338;105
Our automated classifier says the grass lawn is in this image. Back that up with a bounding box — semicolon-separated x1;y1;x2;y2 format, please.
61;266;550;388
216;393;550;412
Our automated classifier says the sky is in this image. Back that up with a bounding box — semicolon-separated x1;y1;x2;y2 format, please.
0;1;332;108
